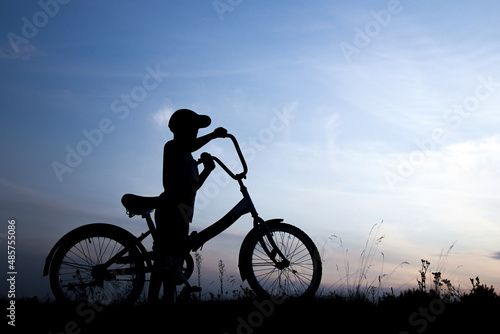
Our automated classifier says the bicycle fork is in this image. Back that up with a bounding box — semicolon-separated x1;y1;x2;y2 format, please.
236;182;290;269
254;217;290;269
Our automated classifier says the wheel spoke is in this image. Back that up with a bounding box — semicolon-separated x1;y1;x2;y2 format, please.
246;223;322;298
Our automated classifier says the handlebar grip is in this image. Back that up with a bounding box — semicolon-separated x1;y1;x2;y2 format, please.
197;152;212;165
200;152;212;160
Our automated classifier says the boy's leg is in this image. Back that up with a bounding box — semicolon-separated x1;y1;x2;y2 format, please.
149;206;170;303
161;215;189;303
148;270;162;303
149;235;168;303
152;202;189;303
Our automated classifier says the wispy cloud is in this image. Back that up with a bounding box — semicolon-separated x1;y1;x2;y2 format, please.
152;104;175;129
0;43;41;60
0;178;118;230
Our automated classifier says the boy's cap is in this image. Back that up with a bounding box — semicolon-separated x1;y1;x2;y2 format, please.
168;109;211;132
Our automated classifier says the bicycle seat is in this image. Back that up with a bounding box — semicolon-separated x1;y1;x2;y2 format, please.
121;194;160;217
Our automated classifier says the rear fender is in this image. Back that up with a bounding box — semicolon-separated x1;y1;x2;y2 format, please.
43;223;149;276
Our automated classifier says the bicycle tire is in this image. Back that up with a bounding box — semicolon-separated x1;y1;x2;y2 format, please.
49;223;145;305
239;221;322;298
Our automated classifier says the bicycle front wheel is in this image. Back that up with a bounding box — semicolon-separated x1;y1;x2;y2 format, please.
239;221;322;298
49;224;145;305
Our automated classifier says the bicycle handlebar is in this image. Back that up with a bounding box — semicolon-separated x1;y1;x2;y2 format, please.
198;133;248;180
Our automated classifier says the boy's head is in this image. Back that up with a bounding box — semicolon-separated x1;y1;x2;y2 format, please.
169;109;211;135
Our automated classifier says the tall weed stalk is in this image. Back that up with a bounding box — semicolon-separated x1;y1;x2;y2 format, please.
324;221;408;301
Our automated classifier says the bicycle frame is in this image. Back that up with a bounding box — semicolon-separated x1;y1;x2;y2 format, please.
190;179;255;249
105;188;260;283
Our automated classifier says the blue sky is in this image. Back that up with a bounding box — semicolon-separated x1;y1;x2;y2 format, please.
1;0;500;298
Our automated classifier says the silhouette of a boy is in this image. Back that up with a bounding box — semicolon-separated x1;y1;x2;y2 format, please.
149;109;226;302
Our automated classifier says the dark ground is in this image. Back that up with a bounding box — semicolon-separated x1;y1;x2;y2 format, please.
4;290;500;334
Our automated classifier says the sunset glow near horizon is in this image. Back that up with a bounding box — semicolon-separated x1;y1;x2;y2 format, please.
1;1;499;298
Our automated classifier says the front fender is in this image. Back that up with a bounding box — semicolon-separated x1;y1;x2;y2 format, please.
238;218;283;282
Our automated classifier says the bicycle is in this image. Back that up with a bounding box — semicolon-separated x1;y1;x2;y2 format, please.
43;133;322;305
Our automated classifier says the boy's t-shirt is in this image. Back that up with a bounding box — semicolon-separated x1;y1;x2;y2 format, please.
161;139;199;222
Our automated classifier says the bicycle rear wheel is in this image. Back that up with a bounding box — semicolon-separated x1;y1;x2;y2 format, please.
49;224;145;305
239;221;322;298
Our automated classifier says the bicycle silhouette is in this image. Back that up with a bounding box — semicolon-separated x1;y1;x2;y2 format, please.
43;134;322;305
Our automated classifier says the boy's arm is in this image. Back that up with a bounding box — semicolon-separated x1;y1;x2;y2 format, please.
197;156;216;189
192;127;227;188
198;167;212;189
190;127;227;152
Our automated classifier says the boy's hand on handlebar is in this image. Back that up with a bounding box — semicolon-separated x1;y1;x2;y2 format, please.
200;152;216;171
213;127;228;138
